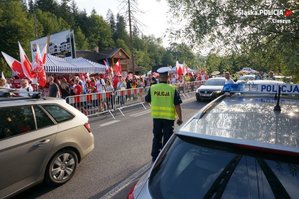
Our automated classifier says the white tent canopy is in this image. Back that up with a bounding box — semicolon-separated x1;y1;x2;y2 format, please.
45;54;106;74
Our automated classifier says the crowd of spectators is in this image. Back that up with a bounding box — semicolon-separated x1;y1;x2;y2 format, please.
1;69;287;98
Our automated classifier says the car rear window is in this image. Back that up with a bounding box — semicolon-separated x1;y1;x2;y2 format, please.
34;105;55;129
42;104;74;123
149;135;299;199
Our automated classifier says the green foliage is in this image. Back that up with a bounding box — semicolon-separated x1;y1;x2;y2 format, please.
35;9;70;37
115;39;130;54
167;0;299;78
0;0;200;75
0;0;34;57
74;27;88;50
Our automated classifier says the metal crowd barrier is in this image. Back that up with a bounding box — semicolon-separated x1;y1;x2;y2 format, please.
65;81;204;118
114;87;149;116
65;91;116;119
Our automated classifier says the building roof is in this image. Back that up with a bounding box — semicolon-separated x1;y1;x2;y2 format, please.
45;54;106;74
97;48;130;59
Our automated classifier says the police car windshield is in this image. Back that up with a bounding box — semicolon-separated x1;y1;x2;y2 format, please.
183;95;299;148
205;79;226;86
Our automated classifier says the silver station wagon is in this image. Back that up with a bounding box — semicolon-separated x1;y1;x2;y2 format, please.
128;83;299;199
0;92;94;198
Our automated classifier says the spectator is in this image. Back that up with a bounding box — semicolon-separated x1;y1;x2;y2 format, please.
0;78;10;89
96;75;106;93
73;78;83;95
268;71;275;80
59;77;70;99
224;72;235;84
19;79;33;97
48;76;60;98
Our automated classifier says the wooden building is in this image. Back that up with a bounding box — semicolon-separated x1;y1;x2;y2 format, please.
76;48;142;74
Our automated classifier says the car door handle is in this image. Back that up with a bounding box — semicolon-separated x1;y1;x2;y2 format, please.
33;139;50;147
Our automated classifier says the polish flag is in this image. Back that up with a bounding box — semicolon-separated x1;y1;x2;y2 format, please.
110;65;114;76
104;59;109;71
183;64;188;76
32;45;42;77
32;44;47;87
176;61;183;76
1;51;25;78
114;59;122;76
18;42;33;80
41;44;47;64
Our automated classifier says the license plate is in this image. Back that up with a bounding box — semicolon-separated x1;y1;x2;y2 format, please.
201;94;210;97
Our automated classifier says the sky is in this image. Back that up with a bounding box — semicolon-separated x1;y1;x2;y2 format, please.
75;0;170;46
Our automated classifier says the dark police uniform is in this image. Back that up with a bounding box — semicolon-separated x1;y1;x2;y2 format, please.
145;67;182;162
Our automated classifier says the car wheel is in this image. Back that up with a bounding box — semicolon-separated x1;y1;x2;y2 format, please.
45;149;78;186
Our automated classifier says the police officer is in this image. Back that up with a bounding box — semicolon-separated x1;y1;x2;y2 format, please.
145;66;183;162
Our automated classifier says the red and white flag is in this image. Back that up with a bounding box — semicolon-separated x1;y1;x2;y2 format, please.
1;51;24;78
18;42;33;80
41;44;47;65
103;59;109;71
32;44;47;87
176;61;183;77
183;63;188;76
114;59;122;76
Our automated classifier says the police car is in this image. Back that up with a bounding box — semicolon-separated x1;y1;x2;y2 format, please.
128;83;299;199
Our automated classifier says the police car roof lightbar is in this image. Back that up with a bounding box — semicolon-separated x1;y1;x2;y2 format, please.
223;83;299;95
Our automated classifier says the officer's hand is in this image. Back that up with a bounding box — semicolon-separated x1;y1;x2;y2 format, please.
176;119;183;126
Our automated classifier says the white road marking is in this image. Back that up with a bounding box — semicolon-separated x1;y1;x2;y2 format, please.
99;162;152;199
129;110;151;117
99;120;120;127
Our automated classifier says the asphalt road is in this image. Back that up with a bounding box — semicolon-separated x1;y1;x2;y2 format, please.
12;96;207;199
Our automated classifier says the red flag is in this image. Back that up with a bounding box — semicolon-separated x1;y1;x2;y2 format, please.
114;59;121;76
176;61;183;76
18;42;33;80
1;51;24;78
32;44;47;87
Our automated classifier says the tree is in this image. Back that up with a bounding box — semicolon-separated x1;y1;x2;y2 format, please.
115;39;130;54
86;10;114;50
0;1;34;58
74;27;88;50
167;0;299;80
35;9;70;37
168;43;197;67
115;14;130;43
34;0;59;14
